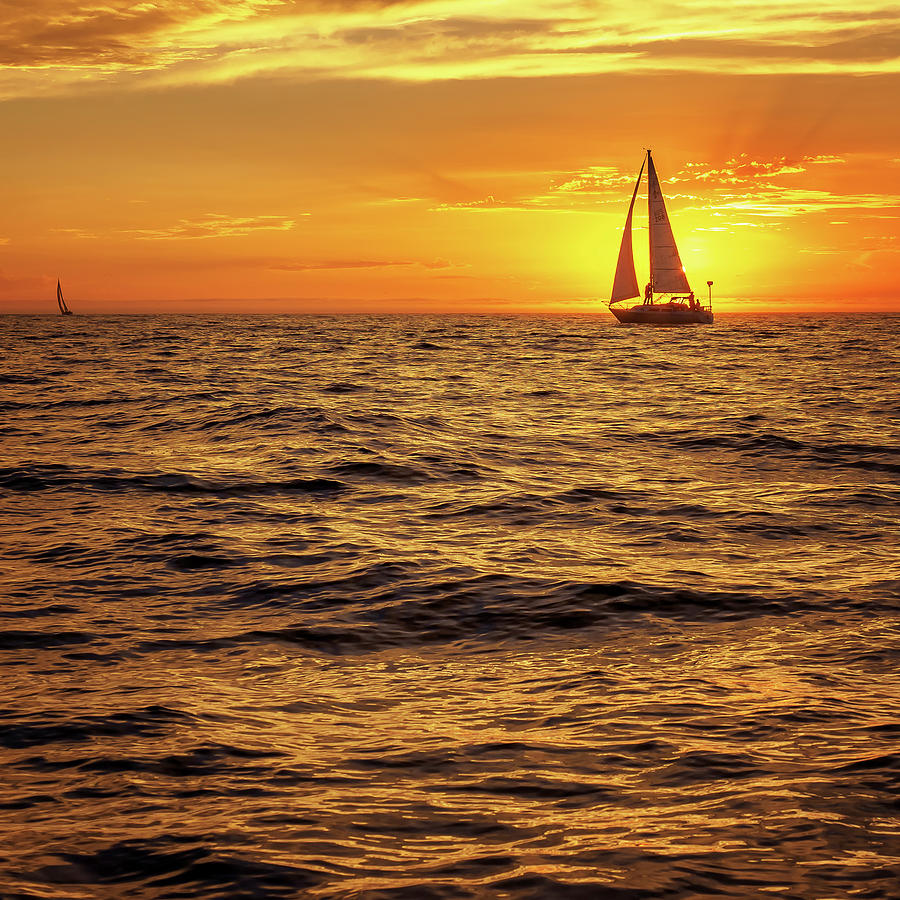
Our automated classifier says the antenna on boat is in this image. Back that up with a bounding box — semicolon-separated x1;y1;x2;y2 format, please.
707;281;713;306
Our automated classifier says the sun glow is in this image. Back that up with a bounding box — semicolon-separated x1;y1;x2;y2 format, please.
1;1;898;313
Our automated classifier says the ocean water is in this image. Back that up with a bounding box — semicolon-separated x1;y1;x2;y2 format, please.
1;313;899;899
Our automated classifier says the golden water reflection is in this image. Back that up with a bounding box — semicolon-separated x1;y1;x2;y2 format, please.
5;613;898;897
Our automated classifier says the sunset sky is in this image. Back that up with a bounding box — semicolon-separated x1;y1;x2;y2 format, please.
2;0;899;314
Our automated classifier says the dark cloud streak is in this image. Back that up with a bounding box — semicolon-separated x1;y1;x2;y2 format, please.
271;258;452;270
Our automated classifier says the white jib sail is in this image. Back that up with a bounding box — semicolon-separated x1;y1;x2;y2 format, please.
610;158;645;303
647;153;691;294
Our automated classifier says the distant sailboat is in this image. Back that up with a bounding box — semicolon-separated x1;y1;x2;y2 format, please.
609;150;713;325
57;280;73;316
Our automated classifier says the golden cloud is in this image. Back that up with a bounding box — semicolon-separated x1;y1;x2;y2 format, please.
123;213;300;240
425;152;900;222
697;190;900;218
1;0;899;97
671;154;845;186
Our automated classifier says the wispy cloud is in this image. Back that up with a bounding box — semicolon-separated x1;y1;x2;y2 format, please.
695;223;768;231
52;214;301;240
695;190;900;218
53;227;100;239
673;155;899;218
673;159;806;185
127;214;300;240
434;196;512;211
2;1;899;97
432;189;612;213
270;257;454;270
551;167;636;193
427;152;900;223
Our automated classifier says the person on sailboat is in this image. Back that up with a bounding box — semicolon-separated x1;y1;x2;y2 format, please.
644;283;652;304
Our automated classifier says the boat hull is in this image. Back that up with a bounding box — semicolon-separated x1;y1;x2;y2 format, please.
610;303;713;325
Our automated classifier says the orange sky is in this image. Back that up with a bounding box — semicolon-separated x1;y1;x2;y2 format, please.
1;0;899;314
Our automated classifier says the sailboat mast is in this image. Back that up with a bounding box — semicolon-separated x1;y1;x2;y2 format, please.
646;149;653;299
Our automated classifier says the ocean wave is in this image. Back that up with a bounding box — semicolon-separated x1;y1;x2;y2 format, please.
0;466;346;496
3;314;900;900
181;574;832;654
661;428;900;473
0;706;193;749
29;836;324;897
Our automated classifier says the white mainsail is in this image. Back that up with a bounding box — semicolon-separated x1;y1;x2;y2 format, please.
647;152;691;294
610;158;645;303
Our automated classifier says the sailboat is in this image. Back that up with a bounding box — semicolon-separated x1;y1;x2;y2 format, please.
609;150;713;325
57;280;73;316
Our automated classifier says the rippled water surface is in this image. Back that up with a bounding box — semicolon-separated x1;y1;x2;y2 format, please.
2;313;899;899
